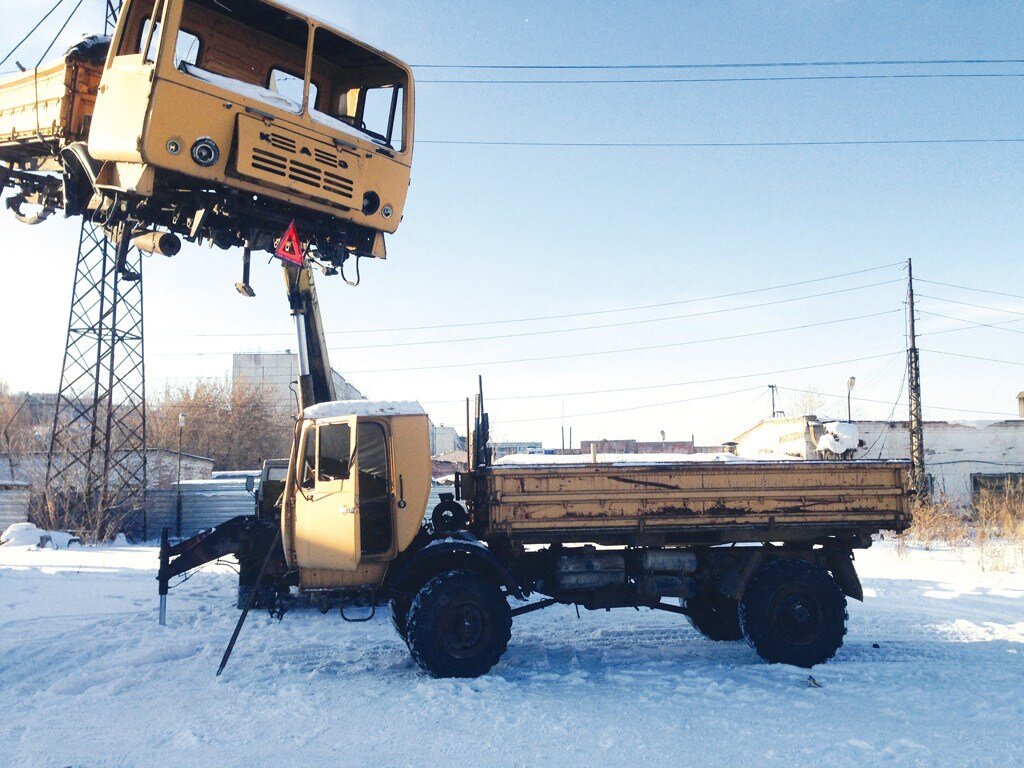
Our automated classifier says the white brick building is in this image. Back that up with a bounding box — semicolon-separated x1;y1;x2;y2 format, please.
733;415;1024;506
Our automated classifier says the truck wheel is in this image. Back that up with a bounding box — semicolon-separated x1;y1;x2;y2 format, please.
686;591;744;641
739;558;847;668
405;569;512;678
390;596;412;641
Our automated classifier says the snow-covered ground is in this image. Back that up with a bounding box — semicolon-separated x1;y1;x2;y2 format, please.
2;538;1021;768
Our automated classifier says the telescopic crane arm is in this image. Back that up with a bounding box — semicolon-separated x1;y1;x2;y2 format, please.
283;263;336;413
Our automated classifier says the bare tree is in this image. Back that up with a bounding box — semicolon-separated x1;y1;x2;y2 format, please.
149;379;292;470
787;382;826;417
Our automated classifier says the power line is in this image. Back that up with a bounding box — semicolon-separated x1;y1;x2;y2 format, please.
920;349;1024;367
413;57;1024;71
419;72;1024;85
341;309;901;374
418;351;903;405
774;385;1017;418
917;294;1024;317
498;386;764;425
918;310;1024;334
34;0;84;66
155;262;903;339
419;137;1024;149
149;351;903;409
917;316;1024;338
330;279;901;352
0;0;65;67
916;278;1024;301
863;360;908;457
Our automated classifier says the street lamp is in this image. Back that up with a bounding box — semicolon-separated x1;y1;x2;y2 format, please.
846;377;856;422
176;412;186;537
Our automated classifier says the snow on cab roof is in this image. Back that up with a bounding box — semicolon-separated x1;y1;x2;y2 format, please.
303;400;426;419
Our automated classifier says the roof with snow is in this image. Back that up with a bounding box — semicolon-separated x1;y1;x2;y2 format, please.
303;400;426;419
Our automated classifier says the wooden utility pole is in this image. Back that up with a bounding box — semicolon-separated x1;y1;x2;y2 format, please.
906;259;926;492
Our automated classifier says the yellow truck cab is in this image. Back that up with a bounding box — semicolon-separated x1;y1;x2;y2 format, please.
282;401;430;591
0;0;414;260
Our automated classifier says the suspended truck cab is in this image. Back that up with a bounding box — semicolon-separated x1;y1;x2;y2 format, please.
0;0;414;261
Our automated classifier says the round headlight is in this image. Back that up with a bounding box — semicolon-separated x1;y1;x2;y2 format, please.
191;137;220;167
362;191;380;216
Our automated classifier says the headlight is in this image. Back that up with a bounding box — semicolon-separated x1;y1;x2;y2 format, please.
362;191;380;216
191;137;220;167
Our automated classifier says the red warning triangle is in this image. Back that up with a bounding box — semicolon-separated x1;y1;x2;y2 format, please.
275;220;304;265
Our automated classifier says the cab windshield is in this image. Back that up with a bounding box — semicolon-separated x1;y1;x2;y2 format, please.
144;0;410;149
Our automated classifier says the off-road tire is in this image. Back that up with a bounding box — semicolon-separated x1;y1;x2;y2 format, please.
739;558;847;668
686;591;744;641
390;596;412;641
405;569;512;678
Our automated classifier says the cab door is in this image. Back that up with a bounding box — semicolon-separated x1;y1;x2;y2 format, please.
292;417;361;571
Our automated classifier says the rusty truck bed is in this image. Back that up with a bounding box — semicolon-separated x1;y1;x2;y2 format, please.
0;43;104;166
465;459;911;547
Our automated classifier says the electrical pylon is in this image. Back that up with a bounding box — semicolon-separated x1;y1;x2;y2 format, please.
44;1;146;538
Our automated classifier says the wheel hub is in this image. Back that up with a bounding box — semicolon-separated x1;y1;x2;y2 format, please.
771;589;821;645
439;601;487;657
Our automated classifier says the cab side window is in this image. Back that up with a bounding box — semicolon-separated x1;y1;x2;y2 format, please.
301;427;317;488
318;423;352;482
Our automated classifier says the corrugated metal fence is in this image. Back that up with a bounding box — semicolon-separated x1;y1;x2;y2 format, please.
0;484;31;530
137;480;452;541
145;478;259;540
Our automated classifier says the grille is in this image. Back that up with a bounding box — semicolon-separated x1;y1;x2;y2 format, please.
235;116;356;207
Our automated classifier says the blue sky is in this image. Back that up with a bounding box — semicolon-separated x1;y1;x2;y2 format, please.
1;1;1022;448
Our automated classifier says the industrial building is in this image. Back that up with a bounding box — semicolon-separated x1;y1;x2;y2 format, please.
232;352;366;413
732;406;1024;506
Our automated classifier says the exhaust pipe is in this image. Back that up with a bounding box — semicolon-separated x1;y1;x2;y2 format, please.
132;230;181;257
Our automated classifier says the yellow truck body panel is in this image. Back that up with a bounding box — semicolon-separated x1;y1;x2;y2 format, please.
0;55;103;165
468;460;910;546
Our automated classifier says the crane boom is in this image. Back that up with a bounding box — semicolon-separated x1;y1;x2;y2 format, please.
283;263;336;413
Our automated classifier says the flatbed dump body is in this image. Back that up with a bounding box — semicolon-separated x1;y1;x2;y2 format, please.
469;458;910;547
0;38;106;167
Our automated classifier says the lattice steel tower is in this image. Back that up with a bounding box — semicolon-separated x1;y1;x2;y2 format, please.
45;0;147;535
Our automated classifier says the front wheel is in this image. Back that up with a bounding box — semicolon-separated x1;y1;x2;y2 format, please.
739;558;847;668
405;569;512;678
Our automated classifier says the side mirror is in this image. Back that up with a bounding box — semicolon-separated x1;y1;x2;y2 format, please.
245;476;255;494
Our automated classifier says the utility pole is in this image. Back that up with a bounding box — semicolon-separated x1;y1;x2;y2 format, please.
769;385;785;419
906;259;925;493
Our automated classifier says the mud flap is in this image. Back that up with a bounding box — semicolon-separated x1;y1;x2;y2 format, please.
824;548;864;602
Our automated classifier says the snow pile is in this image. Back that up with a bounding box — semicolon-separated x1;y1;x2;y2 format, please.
180;63;302;114
817;421;860;454
0;522;79;549
309;107;389;146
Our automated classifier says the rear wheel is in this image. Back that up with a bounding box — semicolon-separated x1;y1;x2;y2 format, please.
686;591;743;641
739;558;847;668
405;569;512;678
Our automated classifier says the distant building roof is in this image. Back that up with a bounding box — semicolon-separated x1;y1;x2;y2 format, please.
433;450;468;463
